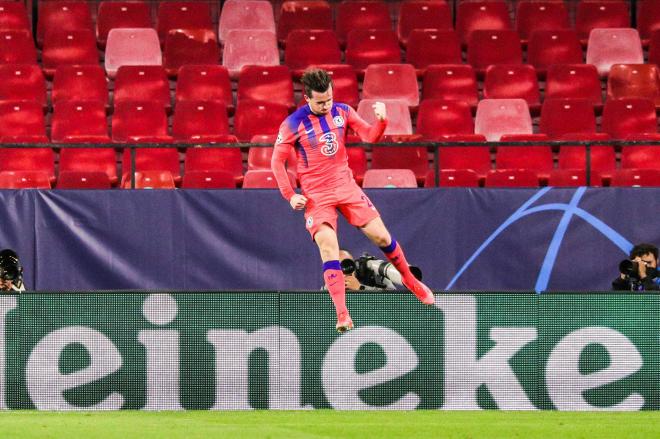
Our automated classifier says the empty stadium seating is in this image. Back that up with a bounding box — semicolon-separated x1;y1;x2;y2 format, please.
540;99;597;139
0;1;30;34
482;65;541;113
425;169;481;188
105;28;162;78
51;101;109;142
416;100;474;141
314;64;359;108
233;100;288;141
545;64;603;108
185;146;244;186
218;0;276;44
222;29;279;78
607;64;660;106
610;169;660;187
576;1;631;43
121;170;176;189
114;66;171;110
601;98;658;139
243;169;296;189
0;170;51;189
362;169;418;189
345;29;401;74
467;30;523;75
163;29;220;77
59;145;118;185
172;101;231;142
527;29;583;77
398;1;452;47
157;1;213;43
336;1;390;47
42;29;98;77
422;65;479;107
37;1;93;47
456;0;512;46
405;29;462;74
237;65;295;110
175;65;233;111
182;170;237;189
57;171;112;189
475;99;533;141
96;1;151;47
0;65;46;107
51;65;109;106
362;64;419;108
284;29;341;76
277;0;332;45
484;169;540;188
516;1;570;44
586;28;644;77
0;30;37;64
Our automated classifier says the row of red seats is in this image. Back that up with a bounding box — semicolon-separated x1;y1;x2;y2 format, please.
16;0;660;49
4;166;660;189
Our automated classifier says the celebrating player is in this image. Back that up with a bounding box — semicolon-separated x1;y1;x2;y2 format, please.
271;68;434;333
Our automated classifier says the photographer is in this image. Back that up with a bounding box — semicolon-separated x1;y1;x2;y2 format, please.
0;249;25;292
613;243;660;291
338;249;393;291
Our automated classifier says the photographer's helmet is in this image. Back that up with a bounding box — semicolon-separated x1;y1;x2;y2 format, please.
0;249;22;282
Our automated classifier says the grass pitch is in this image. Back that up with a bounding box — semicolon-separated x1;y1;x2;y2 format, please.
0;410;659;439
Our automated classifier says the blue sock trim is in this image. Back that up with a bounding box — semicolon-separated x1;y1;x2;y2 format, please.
380;238;397;254
323;260;341;271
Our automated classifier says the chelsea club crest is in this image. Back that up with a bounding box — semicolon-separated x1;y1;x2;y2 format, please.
333;115;344;127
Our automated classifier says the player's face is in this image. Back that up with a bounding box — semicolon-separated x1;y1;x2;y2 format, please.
305;86;333;115
639;252;658;268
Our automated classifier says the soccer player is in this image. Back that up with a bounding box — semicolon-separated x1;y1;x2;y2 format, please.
271;68;434;333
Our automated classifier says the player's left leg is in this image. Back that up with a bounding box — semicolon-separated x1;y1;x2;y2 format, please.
359;217;435;305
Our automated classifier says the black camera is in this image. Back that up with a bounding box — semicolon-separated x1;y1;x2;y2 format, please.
0;249;22;284
341;252;422;289
619;259;659;279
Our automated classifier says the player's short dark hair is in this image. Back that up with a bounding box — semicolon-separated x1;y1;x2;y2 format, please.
630;243;659;260
301;69;332;97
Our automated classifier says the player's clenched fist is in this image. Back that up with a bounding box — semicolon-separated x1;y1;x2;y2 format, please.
289;194;308;210
372;102;387;121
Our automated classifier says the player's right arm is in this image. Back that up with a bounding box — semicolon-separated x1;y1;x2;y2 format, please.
271;126;307;209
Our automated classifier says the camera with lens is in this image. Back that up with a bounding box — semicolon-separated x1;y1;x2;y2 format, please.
619;259;659;280
340;252;422;290
0;249;23;291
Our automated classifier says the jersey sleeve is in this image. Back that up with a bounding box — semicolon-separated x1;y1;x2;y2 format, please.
271;122;297;201
346;106;388;143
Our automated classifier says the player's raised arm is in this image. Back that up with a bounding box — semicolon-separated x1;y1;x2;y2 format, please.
347;102;388;143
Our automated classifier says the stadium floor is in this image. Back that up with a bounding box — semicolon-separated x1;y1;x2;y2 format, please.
1;410;659;438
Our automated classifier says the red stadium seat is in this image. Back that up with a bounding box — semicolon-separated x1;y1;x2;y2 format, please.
60;135;118;185
56;171;112;189
607;64;660;107
363;169;418;188
456;0;512;47
182;170;237;189
0;65;46;107
0;30;37;64
105;28;162;78
243;169;297;189
575;1;630;43
484;169;540;187
52;65;108;106
59;139;117;185
233;100;288;142
313;64;359;108
545;64;602;108
222;29;279;79
586;28;643;77
121;170;176;189
527;29;583;77
157;1;213;43
482;64;540;113
336;1;390;47
284;29;341;77
475;99;533;141
405;29;462;74
357;99;412;135
218;0;275;45
175;65;233;111
121;147;180;184
185;145;244;186
422;65;478;107
370;144;429;184
495;139;553;181
425;169;481;188
467;30;523;76
620;134;660;169
0;101;48;141
277;0;332;45
345;29;401;75
0;170;51;189
51;101;109;142
557;133;615;184
516;1;570;44
0;101;53;182
346;145;367;185
37;1;93;47
114;65;170;110
237;65;295;110
547;169;587;187
540;99;596;139
172;101;230;142
163;29;220;77
42;29;98;77
397;1;452;47
609;169;660;187
416;99;474;141
96;1;151;47
362;64;419;108
0;1;30;33
438;144;491;180
112;101;170;142
637;0;660;45
601;98;657;139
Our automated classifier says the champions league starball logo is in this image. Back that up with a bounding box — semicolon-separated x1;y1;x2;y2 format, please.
319;132;339;156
